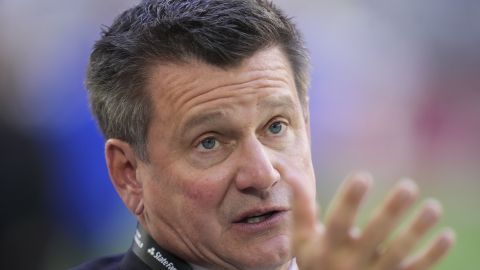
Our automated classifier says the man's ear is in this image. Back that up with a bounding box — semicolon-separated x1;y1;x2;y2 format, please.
105;139;144;216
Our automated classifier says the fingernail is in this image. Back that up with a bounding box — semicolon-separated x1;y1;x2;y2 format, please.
440;228;456;247
397;178;418;202
421;199;442;223
352;172;372;195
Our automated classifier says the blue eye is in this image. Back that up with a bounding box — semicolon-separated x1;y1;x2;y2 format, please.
269;121;284;134
200;137;217;150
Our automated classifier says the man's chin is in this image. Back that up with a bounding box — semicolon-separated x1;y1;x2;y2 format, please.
231;234;292;270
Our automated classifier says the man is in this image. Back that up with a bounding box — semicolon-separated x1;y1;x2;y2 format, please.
74;0;454;269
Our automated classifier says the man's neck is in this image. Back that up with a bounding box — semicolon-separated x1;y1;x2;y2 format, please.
133;223;298;270
190;258;298;270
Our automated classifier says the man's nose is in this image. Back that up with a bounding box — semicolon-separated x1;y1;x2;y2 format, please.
234;136;280;193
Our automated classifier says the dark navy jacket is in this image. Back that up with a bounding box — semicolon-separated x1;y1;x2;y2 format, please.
70;248;151;270
70;224;194;270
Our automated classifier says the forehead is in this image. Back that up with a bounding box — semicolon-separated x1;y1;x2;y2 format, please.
145;47;300;129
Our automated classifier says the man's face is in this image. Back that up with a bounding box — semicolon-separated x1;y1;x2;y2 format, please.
138;47;315;269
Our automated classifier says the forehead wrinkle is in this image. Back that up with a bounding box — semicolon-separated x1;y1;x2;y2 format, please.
165;58;291;102
172;75;295;137
147;48;296;127
257;94;298;115
185;78;286;109
154;69;203;113
177;69;293;114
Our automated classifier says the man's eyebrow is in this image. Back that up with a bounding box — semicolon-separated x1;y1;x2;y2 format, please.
182;111;227;133
181;96;298;133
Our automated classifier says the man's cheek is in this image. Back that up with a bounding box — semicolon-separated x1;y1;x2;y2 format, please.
285;139;312;169
278;143;315;187
182;178;222;205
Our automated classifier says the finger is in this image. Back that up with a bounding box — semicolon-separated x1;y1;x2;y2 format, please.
324;172;372;246
283;168;318;248
401;228;455;270
373;199;442;269
358;179;418;259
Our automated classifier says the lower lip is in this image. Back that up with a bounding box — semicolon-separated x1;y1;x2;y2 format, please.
231;210;289;234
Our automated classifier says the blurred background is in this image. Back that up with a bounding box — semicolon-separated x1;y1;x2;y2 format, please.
0;0;478;269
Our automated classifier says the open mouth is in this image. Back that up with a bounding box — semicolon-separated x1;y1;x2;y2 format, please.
237;210;278;224
231;208;289;233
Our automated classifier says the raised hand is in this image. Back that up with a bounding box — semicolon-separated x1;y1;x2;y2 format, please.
287;172;455;270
